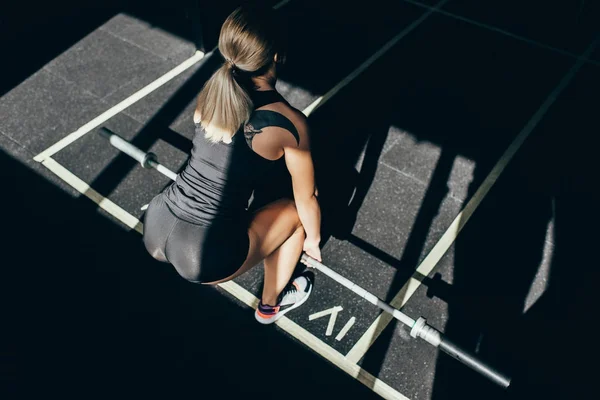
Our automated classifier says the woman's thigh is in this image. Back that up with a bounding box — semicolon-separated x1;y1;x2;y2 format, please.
204;198;303;285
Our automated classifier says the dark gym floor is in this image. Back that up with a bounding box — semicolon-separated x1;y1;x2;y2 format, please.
2;1;599;399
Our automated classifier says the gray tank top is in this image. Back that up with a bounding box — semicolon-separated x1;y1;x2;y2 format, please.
163;90;299;226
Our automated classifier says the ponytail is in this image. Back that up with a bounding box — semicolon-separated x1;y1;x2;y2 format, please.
194;5;285;143
195;61;253;143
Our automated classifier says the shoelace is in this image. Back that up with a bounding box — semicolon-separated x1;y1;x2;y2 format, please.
285;283;299;294
278;282;298;302
260;283;298;310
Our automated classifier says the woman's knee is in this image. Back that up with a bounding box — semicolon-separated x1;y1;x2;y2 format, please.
292;223;306;239
279;198;303;228
271;197;297;214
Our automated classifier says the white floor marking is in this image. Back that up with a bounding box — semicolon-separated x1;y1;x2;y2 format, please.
219;280;409;399
33;50;206;163
326;308;341;336
41;157;144;234
309;306;343;321
523;224;553;313
401;0;600;67
345;37;599;364
336;317;356;341
302;0;451;117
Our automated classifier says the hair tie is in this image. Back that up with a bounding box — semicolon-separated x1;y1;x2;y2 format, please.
225;59;237;72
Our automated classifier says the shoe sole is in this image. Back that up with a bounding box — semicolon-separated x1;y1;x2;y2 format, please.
254;281;313;325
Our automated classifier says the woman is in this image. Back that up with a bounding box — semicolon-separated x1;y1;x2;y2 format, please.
143;5;322;325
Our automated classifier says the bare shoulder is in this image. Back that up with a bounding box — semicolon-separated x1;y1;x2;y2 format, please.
286;106;310;135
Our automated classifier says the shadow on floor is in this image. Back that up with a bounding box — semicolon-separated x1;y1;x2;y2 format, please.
0;149;385;399
429;64;599;400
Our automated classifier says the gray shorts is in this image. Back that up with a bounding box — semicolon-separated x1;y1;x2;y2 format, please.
142;194;250;283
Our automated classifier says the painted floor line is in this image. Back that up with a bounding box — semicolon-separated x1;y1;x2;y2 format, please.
336;317;356;341
401;0;600;67
309;306;343;320
218;282;410;400
326;309;341;336
37;157;410;400
302;0;450;117
41;157;144;234
345;36;599;364
33;50;206;162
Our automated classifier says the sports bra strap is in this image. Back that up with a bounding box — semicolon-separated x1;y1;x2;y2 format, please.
245;110;300;146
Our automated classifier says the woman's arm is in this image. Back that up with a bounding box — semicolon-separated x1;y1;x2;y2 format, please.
283;125;322;261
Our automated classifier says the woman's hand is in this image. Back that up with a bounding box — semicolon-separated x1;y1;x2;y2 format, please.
303;237;322;262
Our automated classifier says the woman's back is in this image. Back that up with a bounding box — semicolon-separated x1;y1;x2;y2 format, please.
163;90;297;225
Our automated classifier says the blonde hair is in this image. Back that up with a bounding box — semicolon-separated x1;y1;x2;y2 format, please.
195;5;285;143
